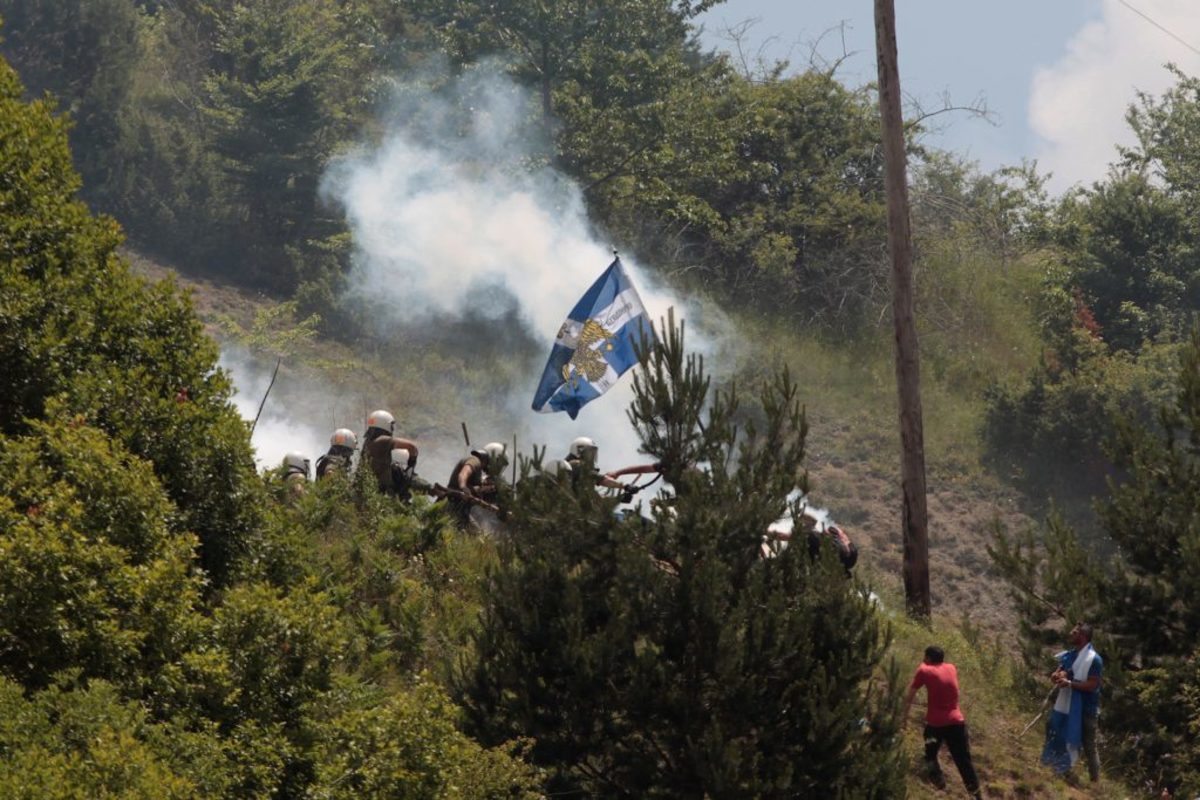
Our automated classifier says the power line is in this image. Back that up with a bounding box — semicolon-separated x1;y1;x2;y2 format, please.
1116;0;1200;58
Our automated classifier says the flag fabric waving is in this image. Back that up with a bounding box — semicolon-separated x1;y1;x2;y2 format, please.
532;258;655;419
1041;644;1098;773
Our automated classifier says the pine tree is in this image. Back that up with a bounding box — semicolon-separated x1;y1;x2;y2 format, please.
991;327;1200;794
200;0;372;290
461;313;904;797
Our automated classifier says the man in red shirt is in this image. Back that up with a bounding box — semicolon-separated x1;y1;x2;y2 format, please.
904;646;983;799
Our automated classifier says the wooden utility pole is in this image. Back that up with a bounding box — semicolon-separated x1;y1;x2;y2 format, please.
874;0;931;620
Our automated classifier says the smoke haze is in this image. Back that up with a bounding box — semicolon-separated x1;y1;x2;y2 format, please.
221;347;329;471
312;67;726;481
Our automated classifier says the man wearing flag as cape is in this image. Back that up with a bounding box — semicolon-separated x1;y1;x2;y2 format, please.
1042;621;1103;783
532;257;656;419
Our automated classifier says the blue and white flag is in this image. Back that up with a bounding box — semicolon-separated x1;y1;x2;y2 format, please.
532;258;655;419
1042;643;1098;774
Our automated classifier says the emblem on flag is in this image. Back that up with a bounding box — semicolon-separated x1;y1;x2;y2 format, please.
532;258;655;419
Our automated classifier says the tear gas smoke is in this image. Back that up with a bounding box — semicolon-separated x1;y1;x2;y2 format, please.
318;67;730;480
220;347;329;471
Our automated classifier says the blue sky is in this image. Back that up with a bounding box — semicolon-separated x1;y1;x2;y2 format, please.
697;1;1200;194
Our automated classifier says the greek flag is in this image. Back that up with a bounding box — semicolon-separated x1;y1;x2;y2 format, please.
532;258;655;419
1042;644;1098;773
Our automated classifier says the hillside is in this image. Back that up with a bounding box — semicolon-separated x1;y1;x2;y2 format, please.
127;250;1037;639
6;0;1199;790
128;249;1134;799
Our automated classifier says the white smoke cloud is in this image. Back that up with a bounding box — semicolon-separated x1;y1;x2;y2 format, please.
325;71;682;337
1030;0;1200;192
320;67;725;481
220;347;329;472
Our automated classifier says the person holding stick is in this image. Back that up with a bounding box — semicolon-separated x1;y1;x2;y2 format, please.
1043;622;1103;782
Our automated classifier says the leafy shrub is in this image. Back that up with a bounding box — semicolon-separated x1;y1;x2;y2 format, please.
0;51;264;587
0;676;234;798
0;420;204;692
310;677;541;799
983;328;1179;504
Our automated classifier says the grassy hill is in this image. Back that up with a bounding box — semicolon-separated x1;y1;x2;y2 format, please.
128;249;1142;798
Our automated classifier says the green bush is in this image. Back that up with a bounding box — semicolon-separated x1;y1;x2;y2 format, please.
983;328;1179;503
0;51;264;587
310;677;541;799
0;676;232;798
0;420;204;693
210;581;352;729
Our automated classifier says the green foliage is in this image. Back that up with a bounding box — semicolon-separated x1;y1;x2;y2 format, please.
1052;172;1200;353
0;42;543;799
909;156;1048;395
210;581;352;730
1124;64;1200;206
983;330;1180;504
983;70;1200;509
986;513;1105;689
423;0;712;121
461;316;904;796
912;154;1052;260
1000;69;1200;359
0;0;144;203
577;68;889;328
0;677;213;798
199;0;372;290
0;419;204;692
264;473;487;681
990;328;1200;794
0;53;264;586
216;299;321;359
1;0;392;296
310;677;542;799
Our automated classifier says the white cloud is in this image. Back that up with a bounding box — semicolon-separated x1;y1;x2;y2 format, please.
1030;0;1200;192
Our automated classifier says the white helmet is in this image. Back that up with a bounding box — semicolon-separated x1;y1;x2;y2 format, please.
283;451;310;477
543;459;576;478
569;436;597;460
366;409;395;435
330;428;357;449
390;448;411;469
473;441;507;463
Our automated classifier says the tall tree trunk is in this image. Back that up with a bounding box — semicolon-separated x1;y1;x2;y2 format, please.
874;0;931;620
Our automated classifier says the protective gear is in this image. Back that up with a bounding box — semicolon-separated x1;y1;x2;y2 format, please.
472;442;507;464
379;448;416;500
806;523;858;574
366;409;395;436
447;452;490;527
316;452;349;480
568;436;598;461
282;451;310;478
330;428;357;450
544;459;576;478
